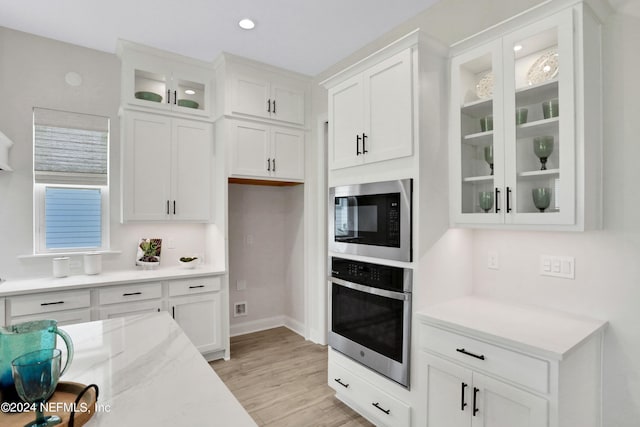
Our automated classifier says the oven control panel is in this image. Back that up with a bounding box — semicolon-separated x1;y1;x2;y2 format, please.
331;257;405;292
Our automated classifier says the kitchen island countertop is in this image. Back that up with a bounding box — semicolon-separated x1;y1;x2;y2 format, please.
57;312;256;426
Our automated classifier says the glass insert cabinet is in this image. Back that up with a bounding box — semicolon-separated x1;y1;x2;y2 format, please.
118;42;212;118
449;5;601;230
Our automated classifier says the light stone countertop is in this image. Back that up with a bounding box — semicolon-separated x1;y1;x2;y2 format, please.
416;296;608;360
0;266;225;297
60;312;256;426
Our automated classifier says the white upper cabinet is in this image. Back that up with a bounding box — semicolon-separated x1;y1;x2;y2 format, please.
215;54;310;127
449;3;602;230
326;48;413;170
122;111;212;222
228;120;304;182
118;41;213;118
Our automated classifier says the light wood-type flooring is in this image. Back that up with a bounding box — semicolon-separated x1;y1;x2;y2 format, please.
210;327;374;427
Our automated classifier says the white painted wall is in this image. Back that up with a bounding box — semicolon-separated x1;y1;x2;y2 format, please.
0;27;221;280
227;183;305;335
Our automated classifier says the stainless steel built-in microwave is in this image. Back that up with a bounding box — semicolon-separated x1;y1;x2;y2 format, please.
329;179;412;262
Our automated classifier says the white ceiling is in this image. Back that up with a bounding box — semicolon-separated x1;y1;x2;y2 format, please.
0;0;441;76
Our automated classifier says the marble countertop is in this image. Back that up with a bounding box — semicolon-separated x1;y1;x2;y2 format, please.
0;266;225;297
60;312;256;426
416;296;608;360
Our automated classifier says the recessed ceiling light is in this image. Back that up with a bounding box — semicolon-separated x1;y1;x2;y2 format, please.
185;89;195;95
238;18;255;30
513;44;523;52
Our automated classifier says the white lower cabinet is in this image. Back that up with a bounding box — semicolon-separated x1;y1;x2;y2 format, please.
328;350;410;427
418;297;607;427
11;308;91;326
2;273;228;360
424;353;547;427
169;293;221;354
99;300;162;320
168;276;222;355
8;290;92;326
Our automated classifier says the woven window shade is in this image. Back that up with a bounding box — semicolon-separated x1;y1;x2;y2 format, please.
34;108;109;185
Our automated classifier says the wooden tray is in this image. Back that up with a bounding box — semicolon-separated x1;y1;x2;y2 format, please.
0;381;98;426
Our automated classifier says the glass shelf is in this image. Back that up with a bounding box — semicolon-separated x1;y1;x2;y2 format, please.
463;130;494;145
518;168;560;180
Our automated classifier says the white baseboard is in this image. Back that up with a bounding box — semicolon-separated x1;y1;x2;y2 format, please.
230;315;305;337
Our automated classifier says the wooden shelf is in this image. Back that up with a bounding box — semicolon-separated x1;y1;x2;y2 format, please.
463;130;494;145
516;117;559;139
515;80;558;107
461;98;493;117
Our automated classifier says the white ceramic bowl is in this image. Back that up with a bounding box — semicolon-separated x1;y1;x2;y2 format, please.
178;260;198;269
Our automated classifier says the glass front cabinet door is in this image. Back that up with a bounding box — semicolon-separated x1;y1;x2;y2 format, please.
449;5;599;230
121;52;212;118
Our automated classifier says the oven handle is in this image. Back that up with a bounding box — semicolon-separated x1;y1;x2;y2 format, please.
330;277;409;301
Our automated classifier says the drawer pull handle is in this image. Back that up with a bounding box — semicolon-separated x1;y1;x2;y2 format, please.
41;301;64;306
123;292;142;296
334;378;349;388
456;348;485;360
372;402;390;415
473;387;479;416
461;382;467;411
189;285;205;289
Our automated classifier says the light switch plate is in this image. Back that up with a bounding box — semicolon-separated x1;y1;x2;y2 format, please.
540;255;575;279
488;251;499;270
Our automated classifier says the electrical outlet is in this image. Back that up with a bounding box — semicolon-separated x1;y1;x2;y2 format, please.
488;251;499;270
540;255;575;279
236;280;247;291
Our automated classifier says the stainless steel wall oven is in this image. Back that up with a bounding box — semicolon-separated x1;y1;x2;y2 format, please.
328;257;412;387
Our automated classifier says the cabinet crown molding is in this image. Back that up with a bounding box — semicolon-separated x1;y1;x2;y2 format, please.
320;29;437;89
450;0;612;57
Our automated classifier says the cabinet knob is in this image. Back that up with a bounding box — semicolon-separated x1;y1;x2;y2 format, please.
174;90;177;105
362;133;368;154
272;158;276;173
267;158;271;172
173;200;176;215
494;188;501;213
167;90;171;104
267;99;271;113
356;135;362;156
506;187;512;213
167;200;170;215
272;100;276;114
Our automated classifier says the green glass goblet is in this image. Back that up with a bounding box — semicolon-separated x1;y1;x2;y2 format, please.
11;349;62;427
533;136;554;170
484;145;494;176
479;191;494;213
532;188;551;212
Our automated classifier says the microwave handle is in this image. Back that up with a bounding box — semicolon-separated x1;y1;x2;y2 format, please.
330;277;409;301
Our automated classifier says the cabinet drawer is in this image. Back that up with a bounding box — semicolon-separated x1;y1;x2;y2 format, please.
10;291;91;317
420;324;549;393
168;277;221;297
329;361;410;427
98;282;162;305
12;308;91;326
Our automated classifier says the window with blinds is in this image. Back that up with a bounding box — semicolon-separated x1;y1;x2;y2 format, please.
33;108;110;252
